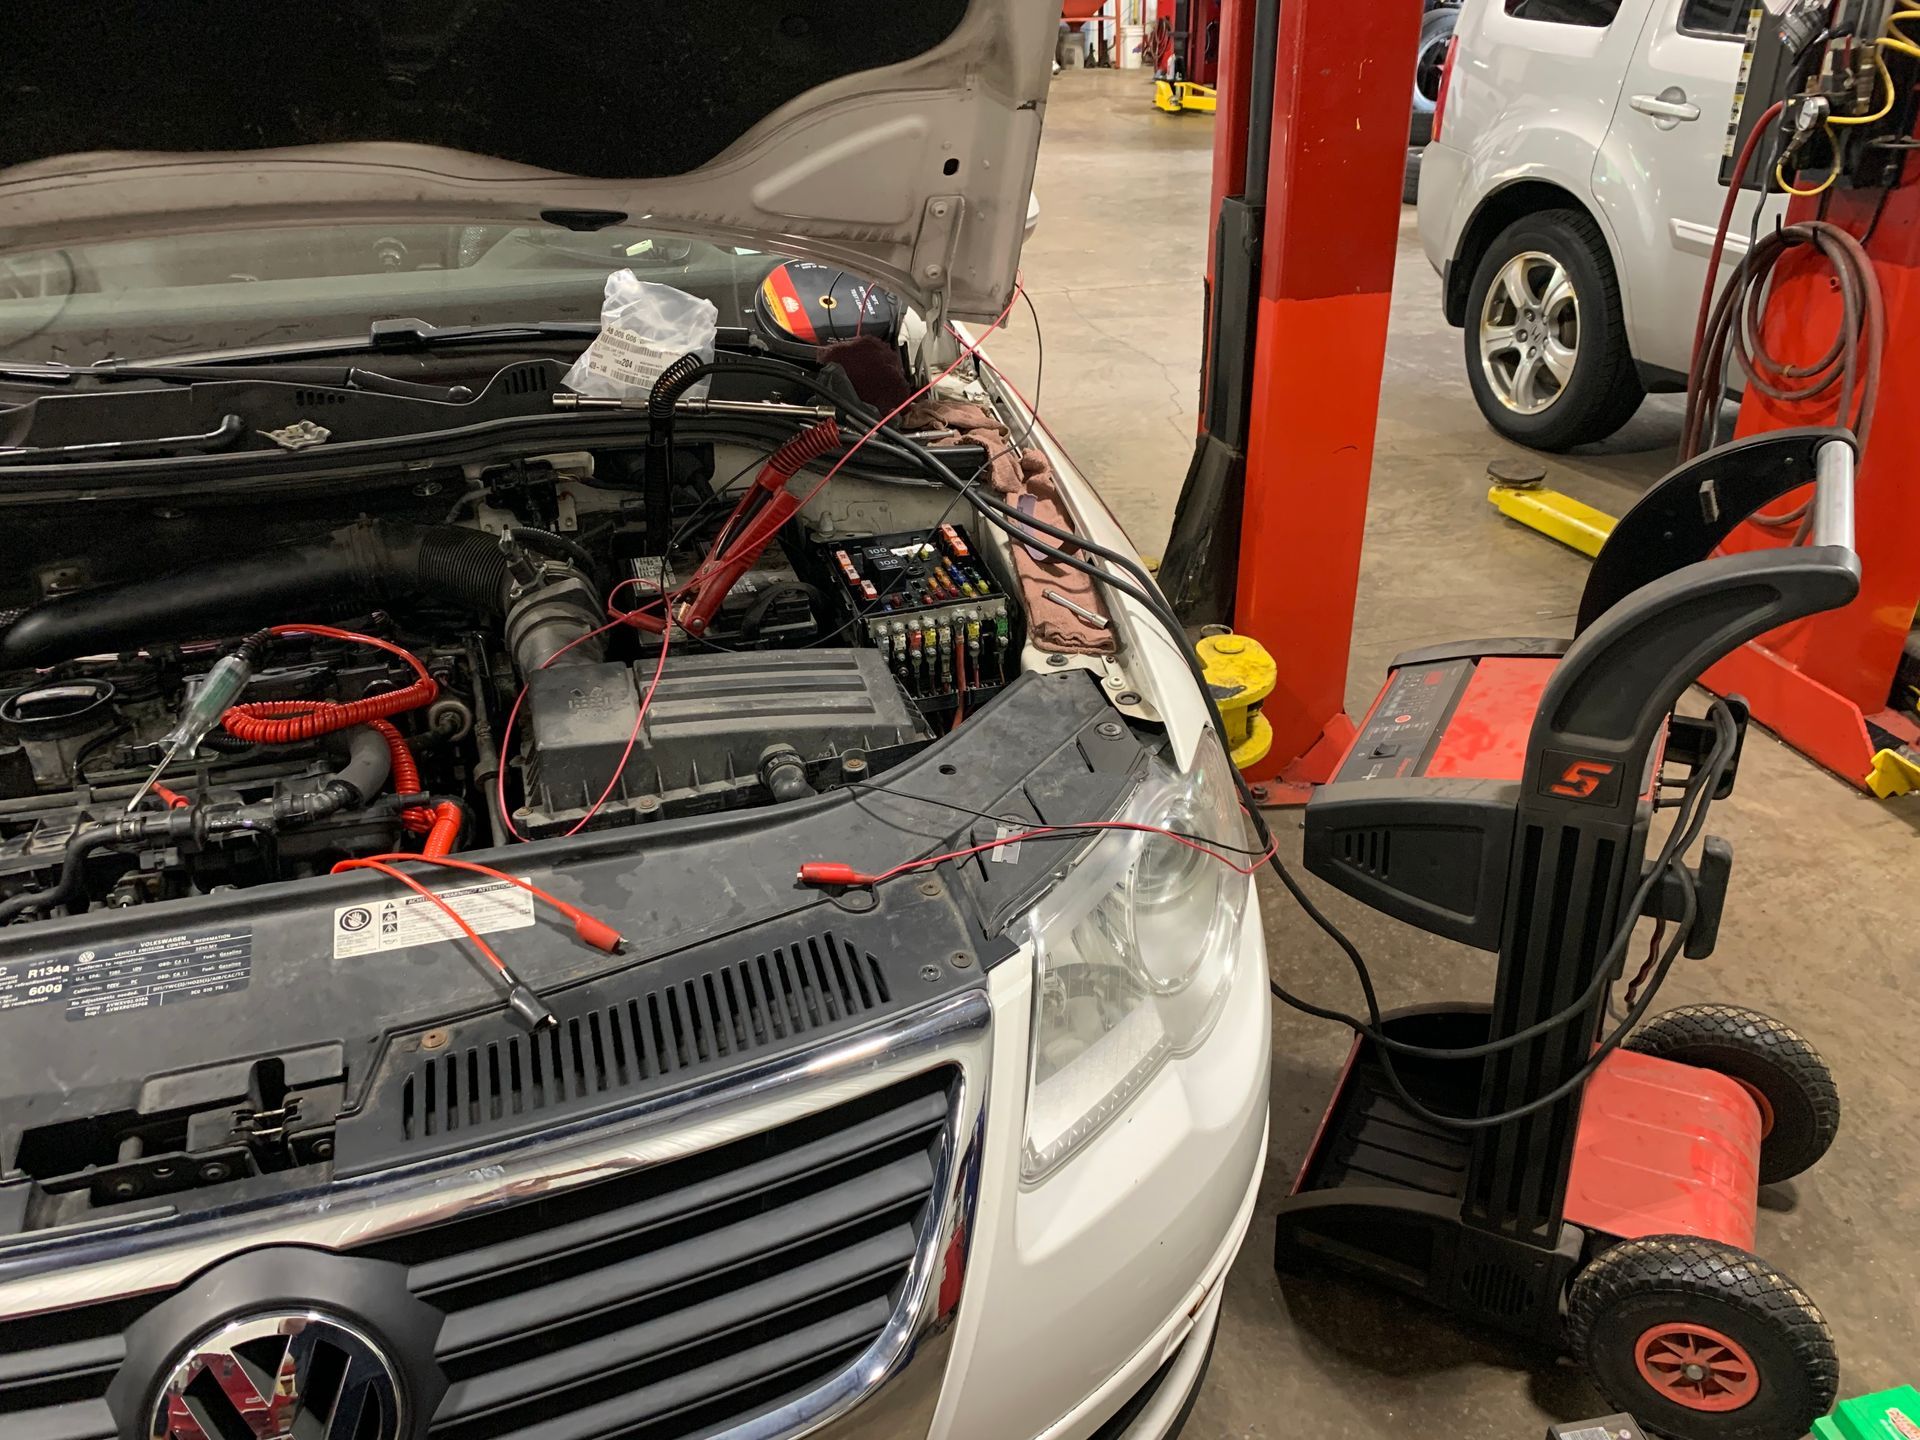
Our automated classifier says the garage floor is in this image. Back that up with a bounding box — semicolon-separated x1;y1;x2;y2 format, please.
994;69;1920;1437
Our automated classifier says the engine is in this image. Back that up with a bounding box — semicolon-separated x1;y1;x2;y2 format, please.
0;444;1024;927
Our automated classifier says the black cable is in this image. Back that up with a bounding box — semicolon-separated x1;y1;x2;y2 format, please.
1280;709;1729;1068
669;452;766;553
973;290;1047;454
1351;706;1733;1130
837;778;1273;858
1859;178;1897;247
1020;288;1045;424
838;375;1740;1117
653;349;1719;1120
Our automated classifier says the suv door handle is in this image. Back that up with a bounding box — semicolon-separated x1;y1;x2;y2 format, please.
1630;90;1701;123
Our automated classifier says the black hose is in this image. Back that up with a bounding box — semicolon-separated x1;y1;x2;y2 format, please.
0;823;121;922
508;527;600;584
0;521;511;669
645;352;707;550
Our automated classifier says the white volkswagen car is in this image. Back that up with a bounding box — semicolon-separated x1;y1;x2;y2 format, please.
0;5;1269;1439
1417;0;1781;449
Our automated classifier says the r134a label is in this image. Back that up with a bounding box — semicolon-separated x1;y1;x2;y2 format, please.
0;927;252;1021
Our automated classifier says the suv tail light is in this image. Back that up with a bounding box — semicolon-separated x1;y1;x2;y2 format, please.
1432;36;1459;143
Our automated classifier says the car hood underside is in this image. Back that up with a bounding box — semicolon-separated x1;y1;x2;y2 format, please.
0;0;1054;319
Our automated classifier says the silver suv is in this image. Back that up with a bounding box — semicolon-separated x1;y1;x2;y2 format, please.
1417;0;1781;449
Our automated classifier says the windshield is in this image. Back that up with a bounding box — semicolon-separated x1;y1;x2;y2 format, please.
0;223;779;366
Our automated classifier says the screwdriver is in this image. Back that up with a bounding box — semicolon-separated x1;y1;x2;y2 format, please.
125;632;269;812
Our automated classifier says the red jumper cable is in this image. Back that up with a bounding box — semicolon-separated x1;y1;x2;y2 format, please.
328;853;628;1031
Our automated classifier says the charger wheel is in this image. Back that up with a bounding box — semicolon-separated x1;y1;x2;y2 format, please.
1626;1005;1839;1184
1569;1237;1838;1440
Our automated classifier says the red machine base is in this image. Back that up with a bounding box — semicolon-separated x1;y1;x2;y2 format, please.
1565;1049;1763;1254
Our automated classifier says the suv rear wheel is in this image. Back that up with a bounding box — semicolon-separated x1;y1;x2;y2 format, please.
1464;209;1643;450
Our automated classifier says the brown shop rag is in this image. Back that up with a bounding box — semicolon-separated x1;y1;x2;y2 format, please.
904;399;1117;655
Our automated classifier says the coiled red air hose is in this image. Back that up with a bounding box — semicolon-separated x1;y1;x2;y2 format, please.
221;624;442;835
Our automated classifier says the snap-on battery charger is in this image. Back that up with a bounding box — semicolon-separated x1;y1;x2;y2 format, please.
1274;430;1860;1440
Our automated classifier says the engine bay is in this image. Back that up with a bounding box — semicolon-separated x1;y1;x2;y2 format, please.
0;428;1047;929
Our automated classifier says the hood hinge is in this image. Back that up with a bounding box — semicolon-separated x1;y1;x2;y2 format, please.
910;194;965;325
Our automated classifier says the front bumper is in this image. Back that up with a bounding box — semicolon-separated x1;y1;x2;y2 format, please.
935;899;1270;1440
0;897;1268;1440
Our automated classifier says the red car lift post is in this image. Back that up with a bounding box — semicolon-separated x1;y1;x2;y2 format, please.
1702;167;1920;792
1159;0;1422;800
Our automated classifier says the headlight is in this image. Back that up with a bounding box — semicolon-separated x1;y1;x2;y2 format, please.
1016;737;1252;1181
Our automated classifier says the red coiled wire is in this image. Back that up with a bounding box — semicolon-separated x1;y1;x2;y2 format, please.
221;624;443;836
222;625;438;743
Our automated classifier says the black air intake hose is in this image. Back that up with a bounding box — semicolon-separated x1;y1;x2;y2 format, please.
0;521;509;669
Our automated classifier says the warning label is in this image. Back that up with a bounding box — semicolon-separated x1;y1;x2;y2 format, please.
333;881;534;958
0;927;252;1021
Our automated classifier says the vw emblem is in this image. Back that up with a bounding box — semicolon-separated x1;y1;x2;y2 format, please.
150;1311;402;1440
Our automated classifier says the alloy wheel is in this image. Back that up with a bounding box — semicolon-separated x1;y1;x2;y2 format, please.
1478;250;1579;415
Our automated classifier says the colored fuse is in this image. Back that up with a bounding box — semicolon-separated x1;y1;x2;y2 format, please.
859;579;879;601
940;524;971;559
890;620;909;686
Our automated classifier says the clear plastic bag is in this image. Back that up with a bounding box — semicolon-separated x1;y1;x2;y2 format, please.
562;270;719;400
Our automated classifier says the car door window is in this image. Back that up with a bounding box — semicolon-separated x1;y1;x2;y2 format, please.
1504;0;1625;26
1678;0;1749;37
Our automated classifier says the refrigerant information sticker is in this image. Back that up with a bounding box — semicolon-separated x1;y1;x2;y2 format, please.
333;881;535;958
0;927;252;1021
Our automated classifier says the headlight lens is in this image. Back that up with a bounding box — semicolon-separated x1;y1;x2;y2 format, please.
1017;737;1252;1181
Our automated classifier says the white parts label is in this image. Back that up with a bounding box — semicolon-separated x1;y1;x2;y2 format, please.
333;881;535;958
582;325;686;394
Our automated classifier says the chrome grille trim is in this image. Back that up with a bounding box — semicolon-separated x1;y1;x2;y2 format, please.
0;989;992;1440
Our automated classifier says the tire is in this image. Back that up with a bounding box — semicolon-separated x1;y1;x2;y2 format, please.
1627;1006;1840;1185
1568;1238;1838;1440
1410;6;1457;136
1462;209;1644;450
1403;147;1423;205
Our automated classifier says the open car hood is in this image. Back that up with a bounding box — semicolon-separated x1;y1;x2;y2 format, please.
0;0;1054;321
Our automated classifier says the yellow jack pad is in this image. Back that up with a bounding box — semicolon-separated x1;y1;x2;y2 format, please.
1196;632;1275;770
1867;746;1920;799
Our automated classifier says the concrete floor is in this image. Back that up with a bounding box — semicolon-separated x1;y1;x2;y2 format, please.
998;69;1920;1438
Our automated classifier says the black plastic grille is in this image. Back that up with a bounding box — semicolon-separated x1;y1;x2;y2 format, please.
401;933;894;1143
0;1068;955;1440
0;1296;143;1440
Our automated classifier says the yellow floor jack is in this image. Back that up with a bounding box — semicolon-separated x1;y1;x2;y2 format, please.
1153;78;1216;113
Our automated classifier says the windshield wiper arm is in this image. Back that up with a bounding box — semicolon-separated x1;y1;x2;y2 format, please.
99;361;473;402
0;359;472;403
368;317;602;351
0;413;246;465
